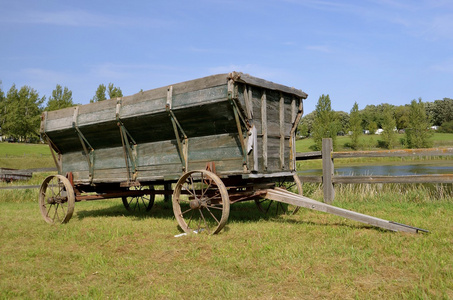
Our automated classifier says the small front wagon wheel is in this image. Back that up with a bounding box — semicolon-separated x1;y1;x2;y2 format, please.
39;175;75;224
172;170;230;234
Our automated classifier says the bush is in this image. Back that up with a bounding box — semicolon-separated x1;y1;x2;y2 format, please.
439;120;453;133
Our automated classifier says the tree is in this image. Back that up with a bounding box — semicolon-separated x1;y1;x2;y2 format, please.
298;111;316;137
108;83;123;99
405;98;433;148
46;84;74;111
312;94;339;151
90;83;123;103
368;121;378;134
394;105;410;130
3;84;44;141
349;102;362;150
0;81;5;134
90;84;107;103
439;120;453;133
431;98;453;126
335;111;349;135
361;104;377;131
380;105;397;149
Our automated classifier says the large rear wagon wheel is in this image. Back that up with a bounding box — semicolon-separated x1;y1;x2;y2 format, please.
39;175;75;224
172;170;230;235
255;174;303;216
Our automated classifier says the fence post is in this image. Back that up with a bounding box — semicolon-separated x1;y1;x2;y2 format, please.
322;138;334;203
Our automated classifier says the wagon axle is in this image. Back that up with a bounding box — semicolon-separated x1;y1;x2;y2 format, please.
47;196;67;205
189;198;211;210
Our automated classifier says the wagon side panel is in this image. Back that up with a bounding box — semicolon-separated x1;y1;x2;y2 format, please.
236;82;303;174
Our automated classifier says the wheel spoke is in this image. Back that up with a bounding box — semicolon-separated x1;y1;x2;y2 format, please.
52;204;59;222
205;206;220;224
265;200;273;213
45;203;52;218
199;209;210;234
205;204;223;210
181;207;194;215
189;176;197;199
60;202;67;216
187;210;195;228
181;184;197;201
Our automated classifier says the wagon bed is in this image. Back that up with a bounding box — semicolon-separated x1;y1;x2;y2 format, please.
38;72;426;234
41;72;305;186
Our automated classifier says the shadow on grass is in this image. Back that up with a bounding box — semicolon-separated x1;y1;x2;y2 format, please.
75;200;274;222
74;199;385;233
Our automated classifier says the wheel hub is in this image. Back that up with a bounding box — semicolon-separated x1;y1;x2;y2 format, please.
190;199;202;209
47;196;66;204
189;197;211;209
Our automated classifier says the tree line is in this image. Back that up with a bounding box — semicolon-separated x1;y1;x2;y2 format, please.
0;82;122;142
299;95;453;150
0;79;451;148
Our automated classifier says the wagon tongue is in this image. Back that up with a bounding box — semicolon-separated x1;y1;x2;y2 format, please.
264;188;428;234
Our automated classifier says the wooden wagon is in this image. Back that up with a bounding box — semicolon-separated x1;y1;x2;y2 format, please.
39;72;426;234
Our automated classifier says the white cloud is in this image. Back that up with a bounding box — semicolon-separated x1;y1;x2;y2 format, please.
431;58;453;74
422;14;453;40
0;9;168;28
305;45;332;53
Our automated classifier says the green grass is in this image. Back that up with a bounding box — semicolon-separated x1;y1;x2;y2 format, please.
0;142;51;156
296;133;453;153
0;142;54;169
1;179;452;299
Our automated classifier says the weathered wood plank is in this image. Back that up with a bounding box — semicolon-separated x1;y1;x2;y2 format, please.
0;168;33;181
230;72;307;98
279;94;285;170
264;188;426;233
322;138;334;204
296;151;322;160
261;90;268;171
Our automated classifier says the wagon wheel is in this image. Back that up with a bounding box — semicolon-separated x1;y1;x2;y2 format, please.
122;186;155;212
172;170;230;234
39;175;75;224
255;174;302;215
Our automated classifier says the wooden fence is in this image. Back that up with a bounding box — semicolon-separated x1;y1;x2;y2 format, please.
296;138;453;203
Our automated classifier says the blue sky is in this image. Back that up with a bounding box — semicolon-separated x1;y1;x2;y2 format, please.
1;0;452;114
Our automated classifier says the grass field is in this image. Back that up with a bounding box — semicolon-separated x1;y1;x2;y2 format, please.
1;140;452;298
296;133;453;153
1;179;452;299
0;142;54;169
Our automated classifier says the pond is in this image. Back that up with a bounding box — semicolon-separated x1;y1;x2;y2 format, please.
298;161;453;176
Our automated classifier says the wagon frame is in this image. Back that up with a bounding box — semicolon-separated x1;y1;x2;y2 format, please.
38;72;427;234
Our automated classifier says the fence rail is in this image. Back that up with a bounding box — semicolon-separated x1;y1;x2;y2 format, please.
296;138;453;203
